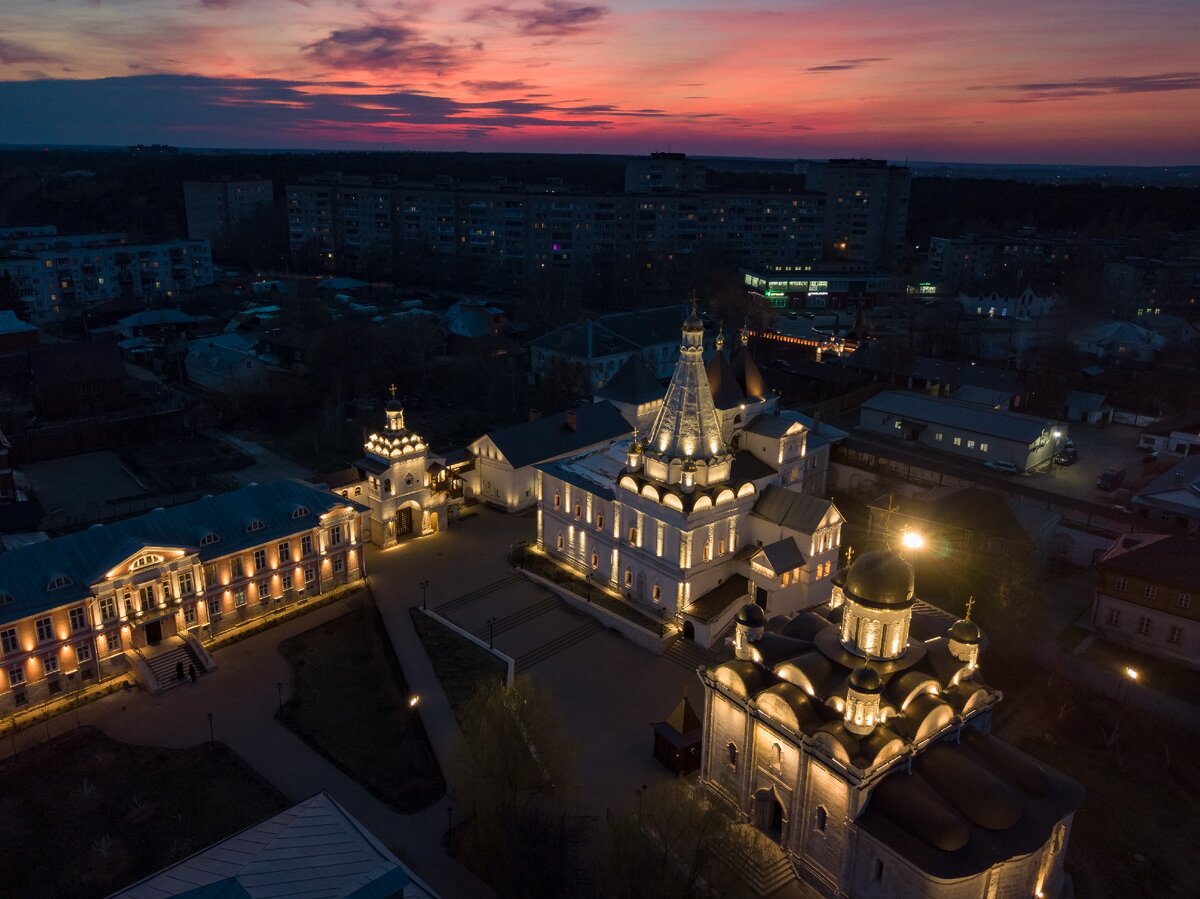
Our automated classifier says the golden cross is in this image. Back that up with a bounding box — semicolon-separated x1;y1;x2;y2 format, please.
388;383;397;398
845;545;854;565
965;596;975;621
883;493;899;537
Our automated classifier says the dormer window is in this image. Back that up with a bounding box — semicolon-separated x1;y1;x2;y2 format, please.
200;533;221;547
47;575;73;591
291;506;310;519
246;520;265;533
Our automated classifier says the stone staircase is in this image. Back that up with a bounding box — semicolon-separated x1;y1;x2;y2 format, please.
717;825;798;896
435;573;524;615
475;596;559;640
141;638;207;694
516;619;603;672
663;633;723;672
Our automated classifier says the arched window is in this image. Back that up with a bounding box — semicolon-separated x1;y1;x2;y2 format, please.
596;513;604;530
815;806;827;832
341;491;349;498
574;503;582;518
652;583;661;602
405;474;414;487
354;487;362;496
727;742;738;768
245;519;264;533
624;569;633;588
291;506;310;519
772;742;783;773
554;491;561;510
591;552;599;569
383;479;392;496
556;533;564;551
47;575;73;591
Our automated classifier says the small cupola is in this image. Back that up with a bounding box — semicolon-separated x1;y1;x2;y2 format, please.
681;458;698;494
838;549;916;661
948;618;983;669
844;665;883;736
734;602;767;661
627;433;645;471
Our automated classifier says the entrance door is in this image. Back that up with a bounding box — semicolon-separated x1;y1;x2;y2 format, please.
145;620;163;646
396;506;413;537
754;790;784;843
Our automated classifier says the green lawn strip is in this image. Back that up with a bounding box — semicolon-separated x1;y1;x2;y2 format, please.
278;602;445;813
409;608;507;718
0;728;287;899
512;545;659;629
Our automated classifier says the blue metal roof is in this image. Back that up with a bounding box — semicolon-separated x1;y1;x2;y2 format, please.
0;480;365;624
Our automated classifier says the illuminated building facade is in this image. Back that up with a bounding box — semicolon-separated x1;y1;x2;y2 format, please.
699;552;1083;898
0;480;364;713
536;308;844;645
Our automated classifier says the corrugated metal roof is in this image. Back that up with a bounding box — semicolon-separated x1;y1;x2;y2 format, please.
0;480;364;624
112;793;417;899
862;391;1055;444
757;537;805;574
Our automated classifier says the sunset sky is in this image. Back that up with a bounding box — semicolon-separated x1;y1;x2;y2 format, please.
2;0;1198;163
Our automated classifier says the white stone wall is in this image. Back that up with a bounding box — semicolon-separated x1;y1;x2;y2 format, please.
1093;592;1199;668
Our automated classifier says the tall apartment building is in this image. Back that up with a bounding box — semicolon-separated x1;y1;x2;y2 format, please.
286;159;827;285
182;178;274;243
804;159;911;269
0;229;213;324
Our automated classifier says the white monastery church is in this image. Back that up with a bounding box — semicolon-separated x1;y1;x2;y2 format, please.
536;305;845;646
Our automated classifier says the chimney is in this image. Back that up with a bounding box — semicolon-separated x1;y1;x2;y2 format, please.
529;409;542;422
565;410;578;431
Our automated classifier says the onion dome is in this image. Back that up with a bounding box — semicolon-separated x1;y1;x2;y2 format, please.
736;602;767;628
849;665;883;693
844;549;915;609
386;397;405;412
948;619;982;645
683;303;704;333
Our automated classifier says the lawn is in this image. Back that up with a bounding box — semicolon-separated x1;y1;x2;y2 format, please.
994;673;1200;898
410;608;508;717
0;728;287;899
278;602;445;812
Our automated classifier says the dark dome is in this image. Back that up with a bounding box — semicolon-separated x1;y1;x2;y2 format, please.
736;602;767;627
386;398;405;412
949;619;982;644
844;550;914;608
849;665;883;693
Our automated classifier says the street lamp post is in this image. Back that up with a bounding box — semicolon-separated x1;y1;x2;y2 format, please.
488;617;497;649
420;579;430;611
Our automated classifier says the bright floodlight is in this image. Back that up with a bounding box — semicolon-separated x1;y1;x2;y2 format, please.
409;695;421;707
1125;667;1139;681
1052;429;1062;438
900;531;925;550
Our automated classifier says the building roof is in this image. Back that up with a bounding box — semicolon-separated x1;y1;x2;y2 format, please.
857;729;1083;880
755;537;805;574
1066;390;1109;413
862;391;1056;444
686;575;751;622
444;299;505;339
1142;410;1200;437
951;385;1013;408
1097;533;1200;587
1132;456;1200;519
594;354;665;405
752;486;833;534
730;345;766;401
657;695;702;736
0;310;36;335
311;466;363;490
705;347;745;410
0;480;365;624
481;402;630;470
119;309;200;328
530;304;691;359
112;792;427;899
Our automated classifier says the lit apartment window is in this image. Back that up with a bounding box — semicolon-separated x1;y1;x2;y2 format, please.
980;443;989;452
1168;625;1184;645
935;432;943;441
1137;616;1152;636
953;437;962;446
967;440;976;449
1106;608;1121;627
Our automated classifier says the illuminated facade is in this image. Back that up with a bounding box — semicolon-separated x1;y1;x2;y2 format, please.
699;552;1083;898
0;481;364;714
536;308;843;645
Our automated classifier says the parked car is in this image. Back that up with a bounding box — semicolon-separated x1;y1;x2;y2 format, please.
1054;447;1079;465
1096;465;1127;490
985;460;1020;474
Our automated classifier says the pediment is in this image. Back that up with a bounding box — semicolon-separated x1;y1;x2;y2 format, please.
96;542;196;583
